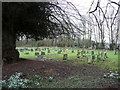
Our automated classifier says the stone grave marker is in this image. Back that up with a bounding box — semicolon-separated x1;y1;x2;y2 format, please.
91;51;94;55
72;50;74;53
35;52;39;56
104;52;108;58
37;55;43;59
80;51;83;57
25;52;29;55
101;51;104;57
77;53;80;58
19;49;24;52
41;52;45;55
77;51;80;55
87;56;91;64
92;55;95;63
31;49;33;51
65;49;68;54
114;49;117;55
57;51;61;54
63;54;68;60
87;51;89;53
48;49;50;53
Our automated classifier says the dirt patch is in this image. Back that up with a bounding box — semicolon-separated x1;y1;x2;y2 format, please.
2;58;119;88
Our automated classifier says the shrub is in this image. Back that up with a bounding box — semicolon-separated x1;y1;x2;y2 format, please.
1;72;29;89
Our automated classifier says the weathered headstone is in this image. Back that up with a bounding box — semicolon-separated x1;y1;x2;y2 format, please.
37;55;43;59
35;52;39;56
19;49;24;52
57;51;61;54
41;52;45;55
25;52;29;55
65;49;68;54
77;51;80;55
101;51;104;57
31;49;33;51
91;51;94;55
104;52;108;58
63;54;68;60
92;55;95;63
97;54;100;60
114;50;117;55
87;51;89;53
87;56;91;64
48;50;50;53
77;53;80;58
72;50;74;53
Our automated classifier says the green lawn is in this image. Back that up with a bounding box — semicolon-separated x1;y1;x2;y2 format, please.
16;47;119;71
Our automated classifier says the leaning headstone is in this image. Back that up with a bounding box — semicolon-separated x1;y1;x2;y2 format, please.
63;54;68;60
41;52;45;55
35;52;39;56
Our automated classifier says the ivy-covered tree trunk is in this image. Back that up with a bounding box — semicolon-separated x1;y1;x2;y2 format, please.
2;29;19;65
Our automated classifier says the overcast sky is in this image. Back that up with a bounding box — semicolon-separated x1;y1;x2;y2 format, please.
57;0;120;43
65;0;120;15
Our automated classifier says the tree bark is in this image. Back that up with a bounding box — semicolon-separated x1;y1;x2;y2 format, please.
2;29;19;65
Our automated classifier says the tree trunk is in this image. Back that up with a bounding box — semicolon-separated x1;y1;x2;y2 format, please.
2;29;19;65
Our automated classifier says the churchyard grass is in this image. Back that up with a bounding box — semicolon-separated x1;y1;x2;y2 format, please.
16;47;118;72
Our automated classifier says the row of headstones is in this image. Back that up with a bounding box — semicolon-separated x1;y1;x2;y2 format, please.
18;47;51;52
63;50;109;63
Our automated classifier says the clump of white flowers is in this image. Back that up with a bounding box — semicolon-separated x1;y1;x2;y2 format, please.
1;72;29;88
103;71;120;79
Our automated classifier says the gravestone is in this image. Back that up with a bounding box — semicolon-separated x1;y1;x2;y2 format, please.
87;56;91;64
101;51;104;57
35;48;38;51
63;54;68;60
48;50;50;53
41;52;45;55
65;49;68;54
35;52;39;56
77;51;80;55
81;51;83;56
31;49;33;51
91;51;94;55
37;55;43;59
87;51;89;53
92;55;95;63
114;49;117;55
19;49;24;52
77;53;80;58
104;52;108;58
57;51;61;54
97;54;100;60
72;50;74;53
25;52;29;55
